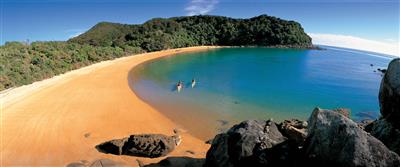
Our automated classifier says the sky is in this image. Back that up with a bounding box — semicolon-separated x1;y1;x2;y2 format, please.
1;0;399;56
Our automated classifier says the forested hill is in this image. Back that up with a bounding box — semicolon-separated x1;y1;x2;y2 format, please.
69;15;312;51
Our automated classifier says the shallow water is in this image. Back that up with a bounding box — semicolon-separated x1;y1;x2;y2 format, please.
129;47;392;139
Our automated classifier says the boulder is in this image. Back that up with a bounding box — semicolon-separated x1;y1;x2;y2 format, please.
366;58;400;154
96;134;181;158
379;58;400;126
365;119;400;155
304;108;400;167
278;119;307;145
205;120;287;167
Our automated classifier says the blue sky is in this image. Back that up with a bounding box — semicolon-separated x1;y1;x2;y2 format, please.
1;0;399;55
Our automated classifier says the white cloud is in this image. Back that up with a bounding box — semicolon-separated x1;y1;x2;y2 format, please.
66;28;88;39
185;0;219;16
68;31;84;38
308;33;399;57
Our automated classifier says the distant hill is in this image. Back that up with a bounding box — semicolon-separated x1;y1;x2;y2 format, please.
69;15;312;51
1;15;312;90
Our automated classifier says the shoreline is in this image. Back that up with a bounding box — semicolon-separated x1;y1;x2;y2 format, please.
1;46;219;166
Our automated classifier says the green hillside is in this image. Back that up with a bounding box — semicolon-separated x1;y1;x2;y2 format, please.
70;15;312;51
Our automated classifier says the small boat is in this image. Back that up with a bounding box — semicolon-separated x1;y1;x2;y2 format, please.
177;82;183;92
191;79;196;88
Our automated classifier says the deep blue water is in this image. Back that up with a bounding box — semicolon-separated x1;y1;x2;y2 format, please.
129;47;392;138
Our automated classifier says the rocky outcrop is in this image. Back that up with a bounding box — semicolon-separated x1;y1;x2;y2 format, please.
205;108;400;167
365;58;400;155
304;108;400;167
378;58;400;125
205;120;287;167
96;134;181;158
366;119;400;155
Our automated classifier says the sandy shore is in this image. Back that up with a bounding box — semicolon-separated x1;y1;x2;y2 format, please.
0;46;219;166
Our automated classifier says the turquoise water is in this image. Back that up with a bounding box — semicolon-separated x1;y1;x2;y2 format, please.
129;47;392;138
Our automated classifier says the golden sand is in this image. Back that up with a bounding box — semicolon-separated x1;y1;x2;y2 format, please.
1;46;219;166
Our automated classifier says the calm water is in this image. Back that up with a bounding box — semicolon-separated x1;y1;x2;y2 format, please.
129;47;392;139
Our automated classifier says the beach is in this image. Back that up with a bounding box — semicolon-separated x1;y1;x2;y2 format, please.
0;46;218;166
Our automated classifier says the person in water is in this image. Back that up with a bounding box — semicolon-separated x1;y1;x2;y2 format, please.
191;79;196;88
176;81;183;92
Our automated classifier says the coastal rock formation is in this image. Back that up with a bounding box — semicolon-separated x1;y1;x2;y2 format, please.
205;120;287;167
366;58;400;155
366;119;400;155
304;108;400;167
278;119;307;145
378;58;400;125
96;134;181;158
204;108;400;167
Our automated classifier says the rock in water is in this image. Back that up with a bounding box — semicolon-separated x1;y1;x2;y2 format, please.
205;120;287;167
96;134;181;158
304;108;400;167
379;58;400;126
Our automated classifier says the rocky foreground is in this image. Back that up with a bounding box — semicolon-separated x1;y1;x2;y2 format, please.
143;58;400;167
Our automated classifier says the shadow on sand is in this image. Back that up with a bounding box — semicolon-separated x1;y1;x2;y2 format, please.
143;156;205;167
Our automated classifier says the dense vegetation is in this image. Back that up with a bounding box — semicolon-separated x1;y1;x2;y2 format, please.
0;42;143;90
70;15;312;51
1;15;312;90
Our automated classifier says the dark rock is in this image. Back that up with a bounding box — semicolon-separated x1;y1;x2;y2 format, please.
379;58;400;126
278;119;307;145
357;119;374;130
205;138;213;144
205;133;231;167
96;137;129;155
205;120;287;167
332;108;351;118
304;108;400;167
365;58;400;155
365;119;400;155
251;139;303;167
144;157;205;167
378;68;387;74
96;134;181;158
